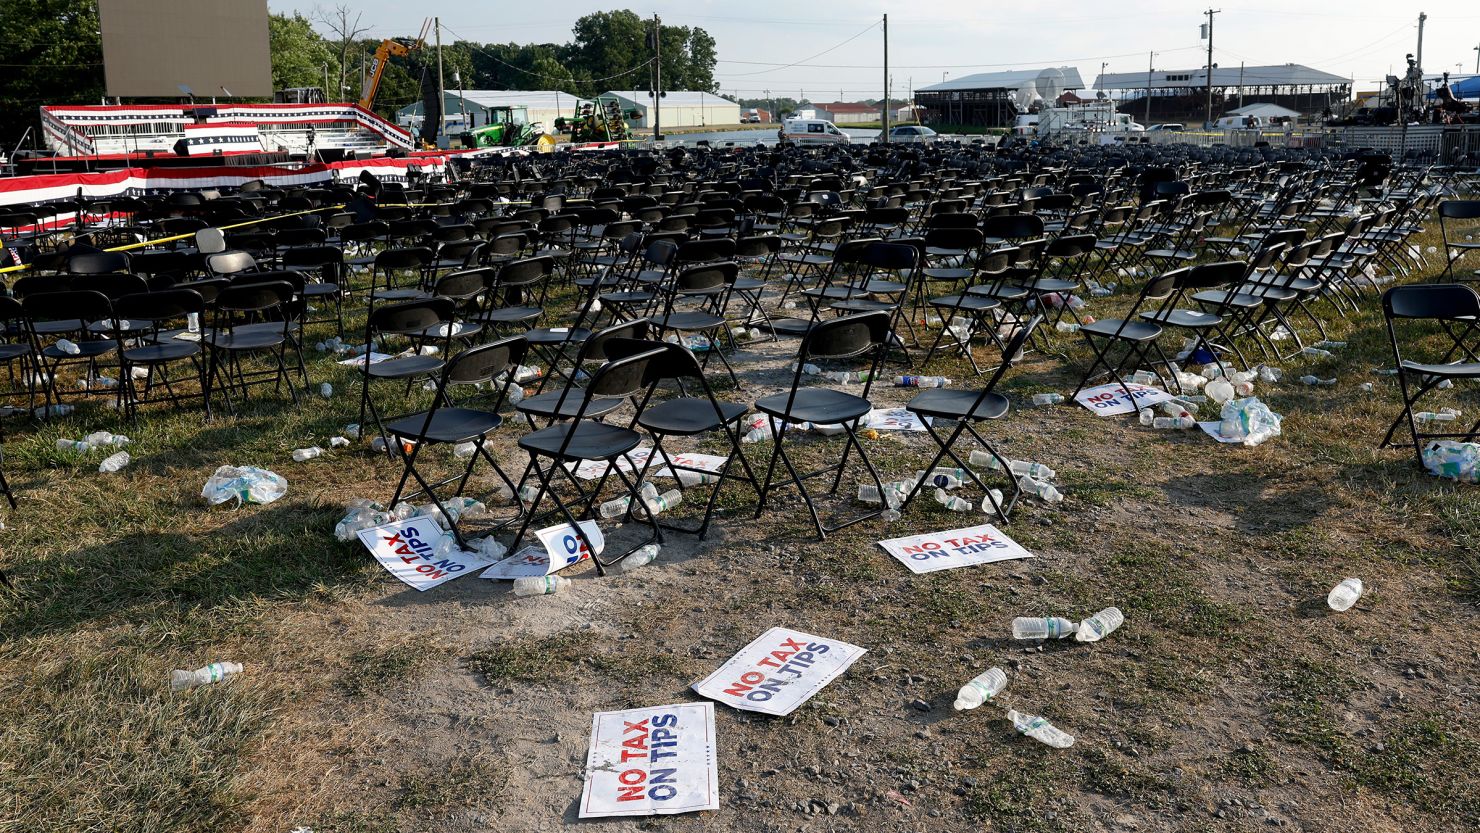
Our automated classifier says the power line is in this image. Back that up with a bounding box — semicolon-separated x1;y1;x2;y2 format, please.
439;24;654;85
721;21;880;78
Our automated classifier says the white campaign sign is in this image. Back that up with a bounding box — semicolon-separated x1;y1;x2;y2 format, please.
478;520;606;579
571;445;653;480
479;545;553;580
1073;382;1175;416
864;407;931;432
337;351;395;367
572;447;730;481
356;516;498;591
691;627;867;716
580;702;719;818
876;522;1035;574
1197;421;1245;444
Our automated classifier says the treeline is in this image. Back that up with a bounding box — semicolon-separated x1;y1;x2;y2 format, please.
0;3;719;146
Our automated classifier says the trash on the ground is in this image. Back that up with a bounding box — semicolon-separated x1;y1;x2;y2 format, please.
1074;607;1125;642
343;423;361;439
1421;440;1480;483
1012;616;1077;639
98;451;130;473
1327;578;1364;612
1127;369;1159;386
1256;365;1283;383
1414;408;1462;427
935;487;974;512
202;465;288;506
513;575;570;596
611;544;661;574
319;383;333;398
858;478;916;509
1298;375;1337;386
1018;475;1064;502
1359;382;1375;392
1031;392;1064;406
328;436;350;448
877;522;1034;574
969;450;1055;480
171;661;243;692
1007;709;1075;748
1216;397;1283;447
85;431;128;447
33;403;75;419
56;438;91;452
1075;382;1174;416
357;514;501;591
1312;341;1347;349
291;446;324;462
1205;377;1235;404
692;626;867;716
896;375;949;388
1301;347;1333;358
954;667;1008;711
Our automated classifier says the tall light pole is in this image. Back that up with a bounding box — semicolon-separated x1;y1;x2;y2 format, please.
1144;52;1156;126
1099;61;1108;93
1202;8;1220;127
881;13;890;142
1473;43;1479;74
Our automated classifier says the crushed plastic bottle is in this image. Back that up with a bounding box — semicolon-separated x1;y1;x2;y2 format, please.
980;489;1006;512
895;375;950;388
33;403;75;419
1327;578;1364;612
1205;377;1235;404
1297;375;1336;386
1007;709;1075;748
1075;607;1125;642
822;370;871;384
319;383;333;398
329;436;350;448
55;339;81;355
292;447;324;462
512;575;570;597
1127;370;1159;386
98;451;130;473
642;488;683;515
334;499;394;540
953;667;1008;710
1030;393;1064;406
1358;382;1375;392
1012;616;1077;639
920;468;969;489
611;544;661;574
1018;475;1064;503
467;537;508;560
1421;440;1480;483
858;479;917;509
343;423;361;439
935;488;974;512
56;438;91;452
676;469;721;487
1218;397;1283;447
170;661;243;692
201;465;288;506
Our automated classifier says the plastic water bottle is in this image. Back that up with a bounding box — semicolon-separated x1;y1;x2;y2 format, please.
1075;607;1125;642
1257;365;1283;382
980;489;1006;512
186;312;201;334
643;489;683;515
1127;370;1158;386
1018;475;1063;503
55;338;81;355
611;544;661;574
935;488;974;512
1301;346;1333;358
823;370;870;384
1152;416;1195;429
1327;578;1363;612
57;438;92;452
512;575;570;597
921;468;969;489
319;383;333;398
1205;377;1235;404
1007;709;1075;748
1359;382;1375;392
1030;393;1063;406
953;667;1008;711
1298;375;1336;386
1138;408;1156;426
517;484;541;504
344;423;361;439
98;451;130;473
329;436;350;448
1414;411;1458;426
1055;321;1081;333
292;447;324;462
597;495;633;518
170;661;243;692
968;450;1055;481
896;375;949;388
1012;616;1077;639
676;469;720;487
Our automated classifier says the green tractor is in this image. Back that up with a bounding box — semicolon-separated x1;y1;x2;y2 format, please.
458;106;540;149
555;97;640;143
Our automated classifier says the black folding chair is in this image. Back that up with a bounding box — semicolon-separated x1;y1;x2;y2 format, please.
1436;200;1480;280
21;290;120;411
113;289;207;418
752;311;893;540
202;281;299;417
384;336;529;548
358;298;455;450
606;337;760;539
1378;284;1480;466
511;346;668;574
898;316;1043;521
1070;269;1181;409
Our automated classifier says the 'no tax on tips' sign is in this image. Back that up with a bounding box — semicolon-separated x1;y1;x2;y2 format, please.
357;516;500;591
579;702;719;818
691;627;867;716
877;522;1034;575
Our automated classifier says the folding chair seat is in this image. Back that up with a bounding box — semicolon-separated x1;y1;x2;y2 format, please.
752;311;894;540
516;319;652;425
511;346;669;573
358;299;455;446
385;337;530;547
1377;284;1480;465
897;317;1042;522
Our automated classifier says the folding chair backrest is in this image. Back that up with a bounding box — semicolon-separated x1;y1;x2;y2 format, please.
71;272;149;299
584;318;653;363
493;256;554;290
1384;283;1480;322
981;213;1044;240
375;247;433;271
435;268;489;301
924;227;984;251
369;298;454;337
801;311;892;361
23;289;112;331
445;335;529;387
67;251;130;275
1178;261;1247;291
113;288;205;322
1437;200;1480;220
195;227;227;254
674;261;738;293
604;336;702;383
860;241;919;272
215;281;292;315
585;346;664;400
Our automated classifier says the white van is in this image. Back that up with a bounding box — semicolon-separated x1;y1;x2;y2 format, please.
779;118;850;146
1215;115;1263;130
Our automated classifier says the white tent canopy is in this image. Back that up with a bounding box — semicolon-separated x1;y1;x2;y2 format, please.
1227;102;1301;120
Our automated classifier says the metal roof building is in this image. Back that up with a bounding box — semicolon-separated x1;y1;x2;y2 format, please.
603;90;740;129
915;67;1085;128
1092;64;1349;122
396;90;592;133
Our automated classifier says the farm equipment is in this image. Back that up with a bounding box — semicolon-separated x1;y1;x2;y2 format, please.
556;97;638;143
458;106;541;149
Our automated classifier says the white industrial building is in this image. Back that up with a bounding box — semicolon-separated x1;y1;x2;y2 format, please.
396;90;592;134
602;91;741;129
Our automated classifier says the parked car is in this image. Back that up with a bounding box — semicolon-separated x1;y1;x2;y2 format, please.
1146;123;1185;132
887;125;939;144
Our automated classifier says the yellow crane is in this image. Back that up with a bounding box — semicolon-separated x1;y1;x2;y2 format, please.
358;18;432;111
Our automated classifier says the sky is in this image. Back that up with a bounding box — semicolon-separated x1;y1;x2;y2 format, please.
271;1;1480;99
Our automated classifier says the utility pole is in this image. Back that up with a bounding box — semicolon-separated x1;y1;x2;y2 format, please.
652;14;663;141
435;17;444;144
881;13;890;142
1099;61;1108;93
1202;8;1220;127
1238;62;1244;109
1144;51;1155;126
1415;12;1427;73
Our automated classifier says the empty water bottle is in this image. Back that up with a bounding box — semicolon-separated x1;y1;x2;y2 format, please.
1055;321;1081;333
1152;415;1195;429
921;468;969;489
1205;377;1235;403
319;383;333;398
1012;616;1077;639
676;469;720;487
344;423;361;439
980;489;1006;512
858;479;915;509
953;667;1008;711
1327;578;1363;612
1031;393;1064;406
1138;408;1156;426
968;450;1056;481
597;495;633;519
1414;411;1458;426
935;488;974;512
512;575;570;597
1075;607;1125;642
1300;347;1333;358
171;661;243;692
611;544;661;574
329;436;350;448
895;375;950;388
98;451;130;473
823;370;870;384
1007;709;1075;748
292;447;324;462
1127;370;1159;386
1359;382;1375;392
56;438;91;452
55;339;81;355
1018;475;1063;503
643;488;683;515
1298;375;1336;386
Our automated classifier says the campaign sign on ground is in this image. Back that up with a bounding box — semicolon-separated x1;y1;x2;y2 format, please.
691;627;868;716
579;702;719;818
876;522;1035;574
864;407;931;432
356;516;498;591
572;445;653;480
572;447;729;480
535;519;605;568
1073;382;1175;416
479;545;553;580
1197;421;1245;444
337;351;395;367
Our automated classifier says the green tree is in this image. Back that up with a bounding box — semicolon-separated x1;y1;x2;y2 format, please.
269;13;336;93
0;0;104;148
